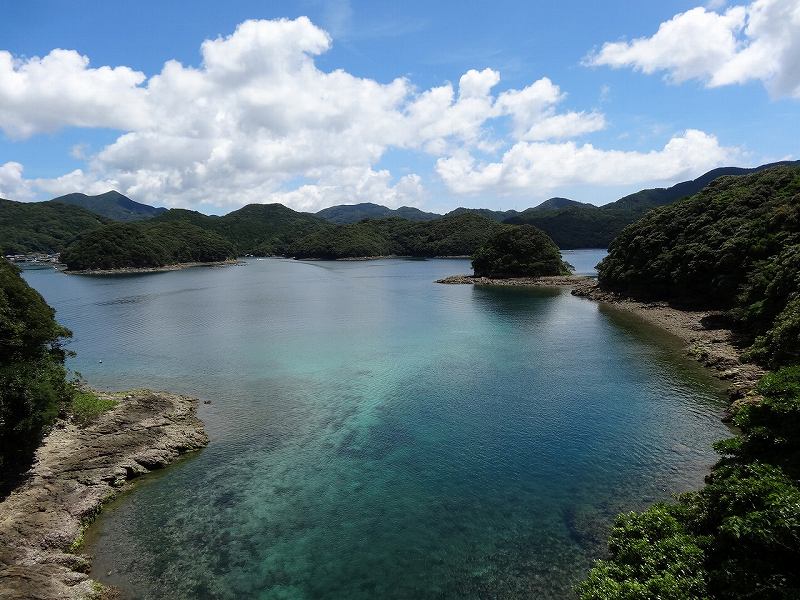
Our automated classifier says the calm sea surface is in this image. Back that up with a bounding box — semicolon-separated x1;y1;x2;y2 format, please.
22;256;729;599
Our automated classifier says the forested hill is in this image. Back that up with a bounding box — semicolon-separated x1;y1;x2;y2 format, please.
288;212;506;259
316;203;440;224
60;203;331;269
507;159;800;248
0;198;108;255
152;203;332;256
606;160;800;212
599;164;800;366
48;190;166;222
60;221;236;271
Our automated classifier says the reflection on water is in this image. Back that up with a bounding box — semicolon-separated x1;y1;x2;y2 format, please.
24;258;726;600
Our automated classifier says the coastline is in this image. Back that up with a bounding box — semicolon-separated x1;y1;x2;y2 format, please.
438;273;764;405
64;258;244;275
436;274;588;287
0;390;208;600
304;254;472;261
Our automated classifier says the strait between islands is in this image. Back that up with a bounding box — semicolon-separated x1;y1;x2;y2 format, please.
0;273;763;600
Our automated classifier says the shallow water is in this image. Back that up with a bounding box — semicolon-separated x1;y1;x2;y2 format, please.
23;257;727;599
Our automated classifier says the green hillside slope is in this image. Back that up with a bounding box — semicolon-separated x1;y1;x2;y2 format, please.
0;198;108;254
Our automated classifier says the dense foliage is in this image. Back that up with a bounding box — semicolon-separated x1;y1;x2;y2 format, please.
448;207;521;222
579;366;800;599
506;205;630;248
507;161;799;249
288;217;406;258
288;212;507;259
59;205;508;266
0;260;72;486
153;203;332;256
471;225;570;278
598;166;800;366
60;221;236;270
0;198;108;254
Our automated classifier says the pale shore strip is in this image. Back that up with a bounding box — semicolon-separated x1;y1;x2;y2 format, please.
0;391;208;600
437;273;764;405
64;258;244;275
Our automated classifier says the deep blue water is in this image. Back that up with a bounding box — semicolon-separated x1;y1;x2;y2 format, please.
22;257;727;599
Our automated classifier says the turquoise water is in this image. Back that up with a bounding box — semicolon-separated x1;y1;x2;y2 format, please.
23;257;727;599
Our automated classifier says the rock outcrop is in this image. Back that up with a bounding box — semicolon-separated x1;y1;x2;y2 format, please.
0;390;208;600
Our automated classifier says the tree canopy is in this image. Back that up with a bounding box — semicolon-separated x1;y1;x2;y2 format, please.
288;212;507;259
0;198;108;255
60;221;236;271
471;224;571;278
598;165;800;367
0;259;72;485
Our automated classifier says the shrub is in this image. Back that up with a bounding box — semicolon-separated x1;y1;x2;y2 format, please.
71;390;117;426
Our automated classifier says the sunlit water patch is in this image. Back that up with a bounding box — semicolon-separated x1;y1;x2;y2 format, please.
23;258;726;599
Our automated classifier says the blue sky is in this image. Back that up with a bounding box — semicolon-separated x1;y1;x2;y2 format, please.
0;0;798;213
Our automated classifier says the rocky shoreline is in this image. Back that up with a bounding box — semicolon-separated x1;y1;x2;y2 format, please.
436;274;589;287
64;259;244;275
438;274;764;406
0;390;208;600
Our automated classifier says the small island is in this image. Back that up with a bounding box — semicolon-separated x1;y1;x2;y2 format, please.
437;224;572;285
472;224;572;278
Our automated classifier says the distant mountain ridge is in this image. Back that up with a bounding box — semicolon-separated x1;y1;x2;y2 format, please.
3;160;798;257
602;161;800;212
506;159;800;248
315;203;440;224
48;190;167;222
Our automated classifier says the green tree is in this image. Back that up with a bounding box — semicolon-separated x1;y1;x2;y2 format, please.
0;260;72;487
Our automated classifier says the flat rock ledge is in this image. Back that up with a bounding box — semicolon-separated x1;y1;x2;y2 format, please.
0;390;208;600
436;274;592;287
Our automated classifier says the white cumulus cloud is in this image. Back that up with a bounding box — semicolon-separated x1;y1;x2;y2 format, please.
0;49;148;139
0;16;745;210
586;0;800;98
436;129;739;195
0;162;32;200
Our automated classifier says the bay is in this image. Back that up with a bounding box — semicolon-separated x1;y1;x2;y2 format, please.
22;257;728;599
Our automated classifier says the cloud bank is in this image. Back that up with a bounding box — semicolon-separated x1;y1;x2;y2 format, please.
587;0;800;98
1;17;740;210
